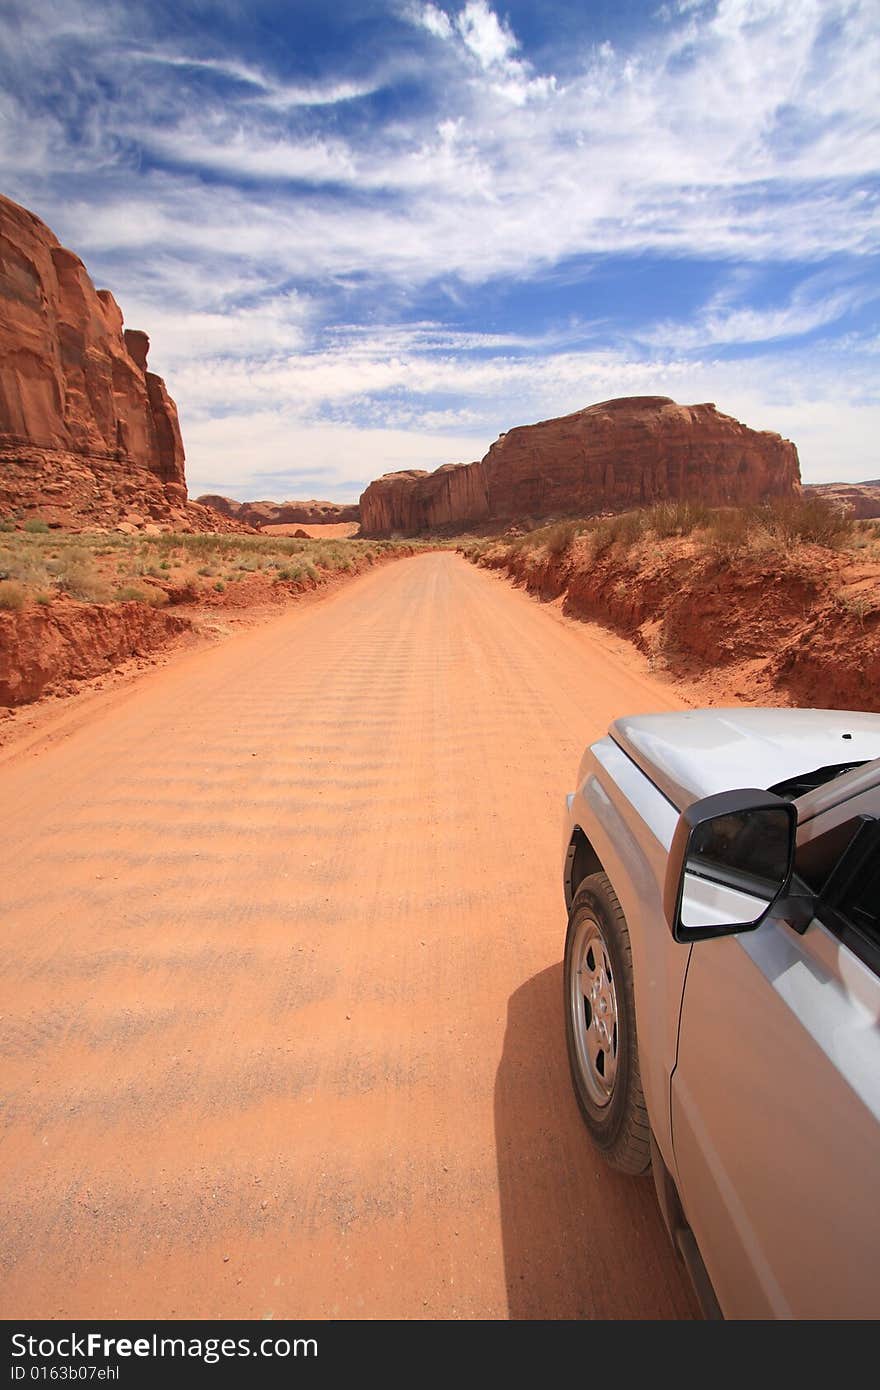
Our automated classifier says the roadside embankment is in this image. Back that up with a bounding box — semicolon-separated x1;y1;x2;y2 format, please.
0;532;421;708
461;501;880;712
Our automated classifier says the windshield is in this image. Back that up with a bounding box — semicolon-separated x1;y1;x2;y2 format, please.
768;761;867;801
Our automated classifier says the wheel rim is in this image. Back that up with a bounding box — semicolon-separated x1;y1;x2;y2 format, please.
570;915;619;1107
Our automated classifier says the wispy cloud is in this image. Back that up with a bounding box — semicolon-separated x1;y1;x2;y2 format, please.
639;268;877;350
0;0;877;493
132;49;384;109
6;0;877;276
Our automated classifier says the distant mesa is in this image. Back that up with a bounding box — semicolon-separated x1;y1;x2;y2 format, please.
805;480;880;520
358;396;802;537
0;193;239;533
197;496;360;530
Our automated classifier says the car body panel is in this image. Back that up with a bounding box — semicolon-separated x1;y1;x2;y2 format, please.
610;708;880;810
562;708;880;1318
565;735;689;1172
672;902;880;1318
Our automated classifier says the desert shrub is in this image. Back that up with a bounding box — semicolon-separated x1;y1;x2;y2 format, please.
706;507;753;550
214;580;226;592
589;510;645;557
761;495;853;548
0;579;26;610
838;592;875;625
53;548;111;602
35;592;52;606
648;501;712;538
115;584;151;603
23;518;50;533
0;543;50;587
541;520;586;556
0;520;14;532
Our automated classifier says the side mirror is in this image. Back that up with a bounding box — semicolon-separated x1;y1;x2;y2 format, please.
664;789;797;942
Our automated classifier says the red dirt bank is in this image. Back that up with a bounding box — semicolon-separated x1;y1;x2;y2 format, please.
0;543;419;711
469;533;880;713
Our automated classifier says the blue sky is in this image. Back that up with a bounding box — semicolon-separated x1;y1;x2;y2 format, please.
1;0;878;499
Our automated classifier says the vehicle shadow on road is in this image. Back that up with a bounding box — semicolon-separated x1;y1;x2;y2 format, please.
494;963;699;1320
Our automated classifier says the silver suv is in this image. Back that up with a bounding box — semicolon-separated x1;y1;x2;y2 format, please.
562;707;880;1319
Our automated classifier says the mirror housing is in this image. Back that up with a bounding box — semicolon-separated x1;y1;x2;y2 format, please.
664;788;797;942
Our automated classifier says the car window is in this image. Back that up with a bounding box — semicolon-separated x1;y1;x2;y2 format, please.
810;817;880;977
795;817;863;893
834;853;879;939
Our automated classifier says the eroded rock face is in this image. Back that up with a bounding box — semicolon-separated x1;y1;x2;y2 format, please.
359;397;801;536
197;496;360;528
0;193;220;532
358;462;487;537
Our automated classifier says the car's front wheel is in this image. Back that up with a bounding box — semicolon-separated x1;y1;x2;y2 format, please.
564;871;651;1175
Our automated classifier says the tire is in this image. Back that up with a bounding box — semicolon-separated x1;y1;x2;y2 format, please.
563;870;651;1175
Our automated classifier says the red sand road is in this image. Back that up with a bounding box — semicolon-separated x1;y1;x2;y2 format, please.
0;552;697;1319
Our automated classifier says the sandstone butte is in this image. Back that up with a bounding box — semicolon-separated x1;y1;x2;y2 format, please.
197;495;360;528
358;396;802;537
0;193;239;534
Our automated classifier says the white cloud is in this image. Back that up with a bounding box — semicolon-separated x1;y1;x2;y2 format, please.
415;3;453;41
184;416;490;499
456;1;517;69
421;0;555;103
640;271;874;350
132;50;380;109
143;124;357;184
121;293;312;363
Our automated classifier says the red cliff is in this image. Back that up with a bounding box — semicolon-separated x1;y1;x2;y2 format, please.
354;461;487;538
359;396;801;536
0;193;226;532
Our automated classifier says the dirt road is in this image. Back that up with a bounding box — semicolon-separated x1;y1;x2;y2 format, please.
0;552;697;1319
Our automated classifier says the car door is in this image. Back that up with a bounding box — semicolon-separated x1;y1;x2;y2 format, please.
670;793;880;1318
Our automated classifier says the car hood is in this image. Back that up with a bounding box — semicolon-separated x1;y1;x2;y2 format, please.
609;707;880;811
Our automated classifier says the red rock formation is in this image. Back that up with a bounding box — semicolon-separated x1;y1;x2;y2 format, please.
805;481;880;520
197;495;360;528
359;397;801;536
0;193;230;533
358;462;487;537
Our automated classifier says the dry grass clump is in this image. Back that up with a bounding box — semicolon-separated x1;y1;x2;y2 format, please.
0;579;26;611
539;520;589;556
114;583;168;607
759;495;853;548
648;501;712;538
701;496;854;553
589;511;646;556
51;547;112;602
